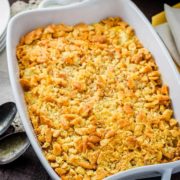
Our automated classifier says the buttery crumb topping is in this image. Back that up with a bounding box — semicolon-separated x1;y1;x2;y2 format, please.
16;17;180;180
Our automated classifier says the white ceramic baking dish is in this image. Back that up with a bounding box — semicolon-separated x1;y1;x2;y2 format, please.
6;0;180;179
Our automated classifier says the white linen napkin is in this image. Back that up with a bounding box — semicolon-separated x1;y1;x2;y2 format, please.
155;4;180;67
0;0;43;133
0;50;24;132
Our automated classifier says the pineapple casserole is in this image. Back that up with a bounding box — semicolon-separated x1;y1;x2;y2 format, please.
16;17;180;179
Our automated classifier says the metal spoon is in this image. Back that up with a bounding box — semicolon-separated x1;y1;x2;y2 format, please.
0;102;17;136
0;132;30;164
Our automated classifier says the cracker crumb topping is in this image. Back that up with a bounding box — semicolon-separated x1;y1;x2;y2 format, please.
17;17;180;180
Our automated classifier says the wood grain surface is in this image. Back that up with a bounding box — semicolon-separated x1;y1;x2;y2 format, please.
1;0;180;179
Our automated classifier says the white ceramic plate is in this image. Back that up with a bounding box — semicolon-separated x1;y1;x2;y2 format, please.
6;0;180;179
0;0;10;38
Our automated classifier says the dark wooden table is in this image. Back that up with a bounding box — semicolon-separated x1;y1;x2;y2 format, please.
1;0;180;179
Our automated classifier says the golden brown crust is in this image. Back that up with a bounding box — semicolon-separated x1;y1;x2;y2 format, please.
17;17;180;180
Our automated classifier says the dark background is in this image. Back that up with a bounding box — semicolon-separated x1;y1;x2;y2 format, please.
1;0;180;179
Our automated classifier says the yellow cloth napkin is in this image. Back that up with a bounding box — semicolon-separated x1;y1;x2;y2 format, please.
152;3;180;71
152;3;180;26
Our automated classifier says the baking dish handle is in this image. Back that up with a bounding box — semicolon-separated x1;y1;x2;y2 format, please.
38;0;91;9
105;166;173;180
161;168;172;180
